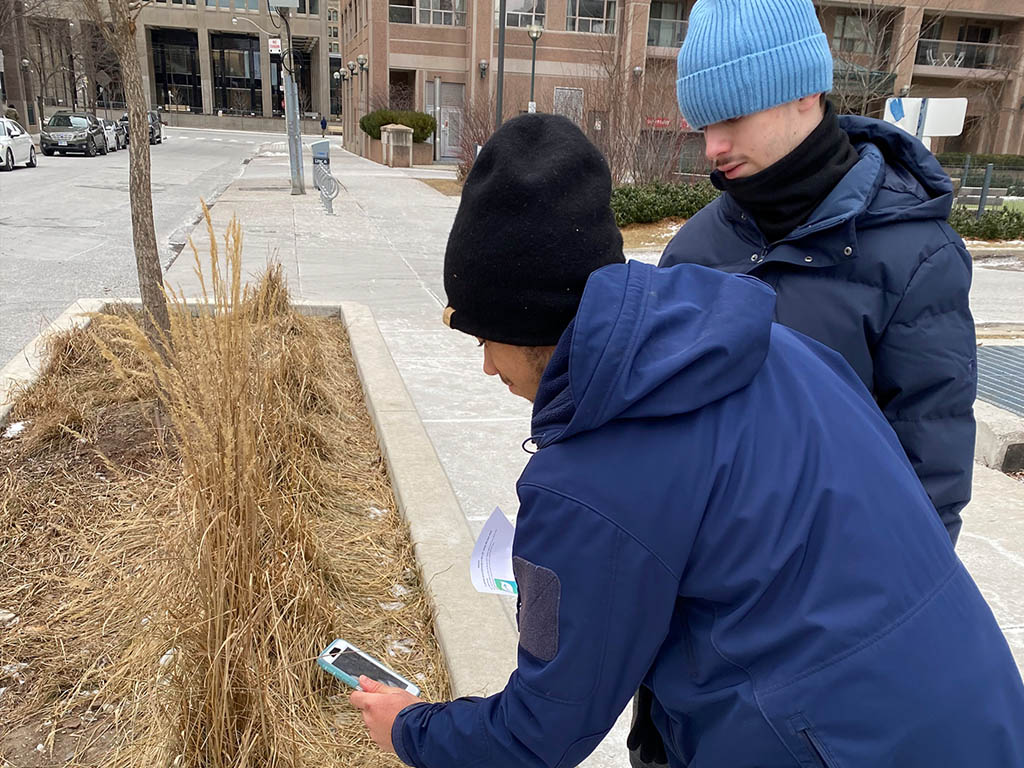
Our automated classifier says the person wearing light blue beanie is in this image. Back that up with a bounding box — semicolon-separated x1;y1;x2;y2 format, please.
637;0;980;765
675;0;834;131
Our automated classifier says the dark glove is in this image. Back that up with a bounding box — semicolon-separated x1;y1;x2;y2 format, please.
626;685;669;767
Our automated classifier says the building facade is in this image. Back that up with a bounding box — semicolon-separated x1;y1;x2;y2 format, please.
2;0;1022;152
336;0;1024;163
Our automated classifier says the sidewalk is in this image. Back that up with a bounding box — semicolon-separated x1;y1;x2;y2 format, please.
165;145;1024;764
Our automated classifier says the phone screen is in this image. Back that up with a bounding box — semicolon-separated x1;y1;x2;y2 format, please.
331;649;407;689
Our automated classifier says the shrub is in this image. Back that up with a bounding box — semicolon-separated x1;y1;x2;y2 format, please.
358;108;436;143
936;152;1024;170
611;181;720;227
611;183;1024;241
948;205;1024;241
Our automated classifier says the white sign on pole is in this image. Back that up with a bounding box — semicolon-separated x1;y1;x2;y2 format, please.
884;97;967;138
268;38;283;55
528;101;537;114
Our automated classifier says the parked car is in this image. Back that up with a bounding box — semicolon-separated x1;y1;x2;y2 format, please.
147;110;164;145
118;110;164;144
118;112;130;143
40;112;107;157
0;117;37;170
100;119;119;152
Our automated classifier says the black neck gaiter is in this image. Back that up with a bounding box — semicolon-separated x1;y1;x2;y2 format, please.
711;101;859;245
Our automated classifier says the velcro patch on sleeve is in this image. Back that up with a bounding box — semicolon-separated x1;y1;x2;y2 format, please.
512;556;561;662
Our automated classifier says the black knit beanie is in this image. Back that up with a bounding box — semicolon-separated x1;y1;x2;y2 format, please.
443;113;624;346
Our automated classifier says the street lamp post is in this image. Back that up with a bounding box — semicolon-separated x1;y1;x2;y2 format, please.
526;24;543;114
233;13;303;194
347;60;356;151
356;53;368;125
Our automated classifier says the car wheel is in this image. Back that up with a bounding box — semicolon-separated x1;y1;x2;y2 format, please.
85;138;96;157
99;139;108;155
2;149;13;171
26;147;36;167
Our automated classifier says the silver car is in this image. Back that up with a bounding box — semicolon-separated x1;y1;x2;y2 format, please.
0;117;37;170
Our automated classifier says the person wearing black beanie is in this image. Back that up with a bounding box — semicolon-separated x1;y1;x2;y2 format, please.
350;114;1024;768
442;112;624;351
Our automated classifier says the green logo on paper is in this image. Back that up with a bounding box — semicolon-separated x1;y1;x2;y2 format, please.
495;579;518;595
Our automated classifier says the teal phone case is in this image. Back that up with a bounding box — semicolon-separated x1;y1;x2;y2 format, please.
316;639;420;696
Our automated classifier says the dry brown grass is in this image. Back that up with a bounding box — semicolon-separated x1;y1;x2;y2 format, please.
0;211;449;768
417;178;463;197
619;218;687;251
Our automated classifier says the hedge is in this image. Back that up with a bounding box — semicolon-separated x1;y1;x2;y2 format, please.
358;109;436;143
948;205;1024;241
611;182;1024;241
610;181;720;227
936;152;1024;170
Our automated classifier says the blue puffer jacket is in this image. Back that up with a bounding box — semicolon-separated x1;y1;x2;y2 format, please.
392;262;1024;768
659;117;976;543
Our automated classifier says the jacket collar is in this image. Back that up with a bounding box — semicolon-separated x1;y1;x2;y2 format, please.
719;140;887;270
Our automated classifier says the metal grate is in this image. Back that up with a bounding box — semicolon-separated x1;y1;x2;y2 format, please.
977;346;1024;418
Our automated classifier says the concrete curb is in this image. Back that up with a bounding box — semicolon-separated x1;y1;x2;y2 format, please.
976;400;1024;473
0;298;106;428
339;301;518;697
0;297;519;700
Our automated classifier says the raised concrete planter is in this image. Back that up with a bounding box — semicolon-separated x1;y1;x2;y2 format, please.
0;298;518;702
976;400;1024;473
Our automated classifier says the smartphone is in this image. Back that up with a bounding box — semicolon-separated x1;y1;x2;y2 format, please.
317;638;420;696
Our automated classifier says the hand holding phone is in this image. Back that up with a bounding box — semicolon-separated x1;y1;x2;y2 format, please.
351;675;425;754
316;638;420;696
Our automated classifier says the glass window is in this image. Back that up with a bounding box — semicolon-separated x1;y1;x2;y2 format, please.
389;0;414;24
832;14;872;54
506;0;544;28
647;2;685;46
0;122;7;137
309;0;319;15
417;0;465;26
567;0;615;34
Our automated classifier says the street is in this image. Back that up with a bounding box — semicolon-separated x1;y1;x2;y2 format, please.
0;126;295;365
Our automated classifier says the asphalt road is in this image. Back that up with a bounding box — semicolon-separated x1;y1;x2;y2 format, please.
0;126;291;365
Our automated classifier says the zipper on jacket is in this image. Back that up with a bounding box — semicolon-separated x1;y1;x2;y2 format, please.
799;726;837;768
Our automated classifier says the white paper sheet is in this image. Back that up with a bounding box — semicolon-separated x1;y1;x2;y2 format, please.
470;507;518;596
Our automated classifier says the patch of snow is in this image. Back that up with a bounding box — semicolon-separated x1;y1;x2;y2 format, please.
367;507;388;520
378;601;405;612
0;609;18;627
2;421;27;439
385;637;415;657
390;583;410;598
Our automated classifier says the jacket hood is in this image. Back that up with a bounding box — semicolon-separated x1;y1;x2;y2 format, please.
839;115;954;226
531;261;776;448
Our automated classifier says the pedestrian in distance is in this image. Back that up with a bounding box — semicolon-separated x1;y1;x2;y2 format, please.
320;113;327;138
349;113;1024;768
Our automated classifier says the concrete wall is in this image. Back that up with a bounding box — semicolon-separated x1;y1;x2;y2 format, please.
157;108;322;134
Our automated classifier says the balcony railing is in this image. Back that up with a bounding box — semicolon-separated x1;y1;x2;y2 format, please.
647;18;686;48
915;39;1019;71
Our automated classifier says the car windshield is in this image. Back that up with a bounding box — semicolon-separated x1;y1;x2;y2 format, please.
48;115;89;129
0;122;6;137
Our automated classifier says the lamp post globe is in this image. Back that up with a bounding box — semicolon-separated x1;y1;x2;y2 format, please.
526;24;543;107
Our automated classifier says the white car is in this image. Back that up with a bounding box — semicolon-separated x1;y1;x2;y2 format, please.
100;119;119;152
0;117;37;170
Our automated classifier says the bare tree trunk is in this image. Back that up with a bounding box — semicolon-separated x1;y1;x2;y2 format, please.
83;0;170;356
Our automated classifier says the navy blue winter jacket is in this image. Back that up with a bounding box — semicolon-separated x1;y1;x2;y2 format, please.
659;117;976;543
392;261;1024;768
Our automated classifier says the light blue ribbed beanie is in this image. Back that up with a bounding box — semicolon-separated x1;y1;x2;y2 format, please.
677;0;833;129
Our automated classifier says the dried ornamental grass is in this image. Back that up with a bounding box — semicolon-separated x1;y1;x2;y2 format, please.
0;210;449;768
